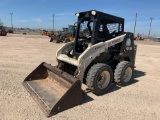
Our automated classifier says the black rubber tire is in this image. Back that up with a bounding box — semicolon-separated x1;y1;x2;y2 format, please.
49;38;53;42
114;61;133;86
86;63;113;95
1;31;7;36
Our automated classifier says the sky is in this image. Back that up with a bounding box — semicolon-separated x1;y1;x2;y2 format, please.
0;0;160;36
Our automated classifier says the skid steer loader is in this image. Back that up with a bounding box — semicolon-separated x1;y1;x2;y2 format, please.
23;10;137;117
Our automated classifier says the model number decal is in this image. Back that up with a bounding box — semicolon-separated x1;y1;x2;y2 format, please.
95;44;105;50
108;38;122;47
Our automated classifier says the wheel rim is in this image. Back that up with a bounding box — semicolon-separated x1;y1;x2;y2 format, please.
123;67;132;82
97;71;110;89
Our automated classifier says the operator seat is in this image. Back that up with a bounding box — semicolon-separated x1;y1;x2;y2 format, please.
103;25;109;41
98;24;110;42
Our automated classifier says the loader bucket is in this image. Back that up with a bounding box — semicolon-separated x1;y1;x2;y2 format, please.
50;35;61;43
23;62;83;117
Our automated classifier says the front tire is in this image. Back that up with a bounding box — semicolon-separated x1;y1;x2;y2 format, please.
114;61;133;86
86;63;113;95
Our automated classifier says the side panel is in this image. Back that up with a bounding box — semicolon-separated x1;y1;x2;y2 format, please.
118;33;136;65
77;34;126;81
56;42;74;58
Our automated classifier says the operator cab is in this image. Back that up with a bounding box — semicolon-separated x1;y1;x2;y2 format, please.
74;10;124;54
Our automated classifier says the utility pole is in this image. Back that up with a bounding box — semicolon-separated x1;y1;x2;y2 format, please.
134;12;138;37
0;18;2;26
148;17;154;38
53;14;55;31
9;13;13;30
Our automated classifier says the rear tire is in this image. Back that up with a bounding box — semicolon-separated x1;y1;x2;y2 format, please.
86;63;113;95
114;61;133;86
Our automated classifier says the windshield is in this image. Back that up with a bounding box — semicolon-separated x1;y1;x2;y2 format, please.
78;19;94;39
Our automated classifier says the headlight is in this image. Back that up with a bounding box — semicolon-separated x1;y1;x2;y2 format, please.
75;13;79;17
126;38;131;46
91;11;96;15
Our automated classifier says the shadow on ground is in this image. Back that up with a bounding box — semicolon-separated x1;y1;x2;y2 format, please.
134;69;146;78
82;92;94;104
82;69;146;104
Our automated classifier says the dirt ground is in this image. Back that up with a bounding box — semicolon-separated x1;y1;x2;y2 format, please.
0;34;160;120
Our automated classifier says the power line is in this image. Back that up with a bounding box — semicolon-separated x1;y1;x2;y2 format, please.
148;17;154;38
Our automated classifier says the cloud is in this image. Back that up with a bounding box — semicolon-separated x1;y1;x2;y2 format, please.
32;18;43;22
56;13;73;16
43;13;73;18
14;20;30;22
14;18;43;23
37;13;75;21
